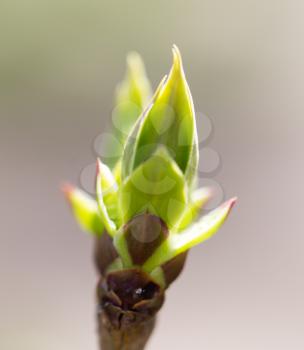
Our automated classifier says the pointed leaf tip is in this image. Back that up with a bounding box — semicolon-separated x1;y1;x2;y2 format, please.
122;46;198;186
175;196;238;251
126;51;145;76
223;196;238;212
62;183;104;236
61;182;75;201
172;44;183;71
143;196;237;271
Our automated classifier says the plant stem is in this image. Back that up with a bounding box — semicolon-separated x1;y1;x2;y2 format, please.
98;311;156;350
94;235;165;350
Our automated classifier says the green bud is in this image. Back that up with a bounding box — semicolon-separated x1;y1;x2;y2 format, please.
64;46;237;286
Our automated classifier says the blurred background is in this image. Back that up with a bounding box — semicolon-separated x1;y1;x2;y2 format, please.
1;0;303;349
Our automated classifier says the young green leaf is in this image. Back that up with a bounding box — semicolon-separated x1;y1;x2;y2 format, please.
98;158;121;226
62;183;104;236
119;147;187;228
143;197;237;272
96;159;118;236
122;45;198;187
121;75;167;180
115;52;152;121
103;52;152;168
175;187;212;232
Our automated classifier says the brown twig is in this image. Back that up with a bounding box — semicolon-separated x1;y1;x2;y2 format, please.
98;312;156;350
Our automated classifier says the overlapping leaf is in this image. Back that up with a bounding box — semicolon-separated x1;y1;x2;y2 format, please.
105;52;152;166
119;147;187;228
122;46;198;187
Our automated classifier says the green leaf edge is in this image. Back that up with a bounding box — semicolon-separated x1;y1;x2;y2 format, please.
62;183;104;236
143;197;237;272
96;159;118;237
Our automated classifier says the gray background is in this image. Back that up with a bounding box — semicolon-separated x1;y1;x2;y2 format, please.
1;1;303;349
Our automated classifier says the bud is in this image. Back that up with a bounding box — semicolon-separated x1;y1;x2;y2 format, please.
63;46;237;290
63;47;237;348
